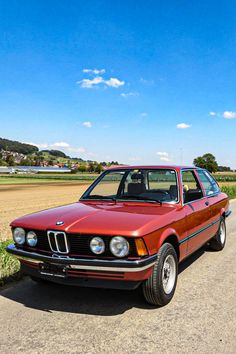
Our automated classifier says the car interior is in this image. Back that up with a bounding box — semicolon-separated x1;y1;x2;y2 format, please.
121;172;178;202
181;170;203;203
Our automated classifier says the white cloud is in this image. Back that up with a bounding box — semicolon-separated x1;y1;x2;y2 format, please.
209;111;216;116
140;77;154;85
24;142;48;149
157;152;168;157
156;152;170;162
176;123;191;129
104;77;125;88
77;76;124;89
25;141;92;157
77;76;104;88
159;156;170;162
82;121;92;128
82;68;105;75
140;112;148;117
52;142;70;148
223;111;236;119
121;92;139;98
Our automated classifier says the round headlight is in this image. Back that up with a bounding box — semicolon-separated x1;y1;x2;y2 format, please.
110;236;129;258
90;237;105;254
13;227;25;245
26;231;37;247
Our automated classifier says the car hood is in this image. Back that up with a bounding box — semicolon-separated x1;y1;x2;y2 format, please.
11;201;179;237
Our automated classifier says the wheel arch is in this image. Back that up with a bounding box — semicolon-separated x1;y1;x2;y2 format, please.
220;207;226;219
157;228;180;261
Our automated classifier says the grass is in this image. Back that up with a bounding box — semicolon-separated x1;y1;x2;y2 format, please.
221;185;236;199
0;173;98;185
0;240;21;286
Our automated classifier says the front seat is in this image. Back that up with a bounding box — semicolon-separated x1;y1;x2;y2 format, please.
127;182;146;195
169;185;178;200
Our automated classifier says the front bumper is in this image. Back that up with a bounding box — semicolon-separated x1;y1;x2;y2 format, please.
6;244;157;289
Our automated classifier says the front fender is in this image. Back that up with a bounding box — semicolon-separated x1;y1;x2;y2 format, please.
144;227;181;256
156;228;180;250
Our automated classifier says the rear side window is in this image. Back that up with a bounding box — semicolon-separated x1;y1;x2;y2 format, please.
181;170;203;203
197;170;220;196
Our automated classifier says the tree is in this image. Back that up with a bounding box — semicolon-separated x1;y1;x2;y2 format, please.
78;164;87;173
6;155;15;166
88;162;95;172
0;137;38;154
0;159;7;166
193;153;218;173
95;163;103;174
218;166;231;172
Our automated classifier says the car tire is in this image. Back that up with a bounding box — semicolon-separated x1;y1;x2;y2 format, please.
142;243;178;306
209;217;226;251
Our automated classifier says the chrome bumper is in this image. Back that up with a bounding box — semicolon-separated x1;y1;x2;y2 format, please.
6;244;157;273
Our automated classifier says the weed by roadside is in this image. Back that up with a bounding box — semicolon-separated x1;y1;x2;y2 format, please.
0;240;21;286
221;186;236;200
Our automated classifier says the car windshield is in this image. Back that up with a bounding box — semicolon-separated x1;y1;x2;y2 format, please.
81;168;179;203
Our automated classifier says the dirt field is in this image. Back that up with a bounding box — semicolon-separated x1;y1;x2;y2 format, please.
0;183;90;242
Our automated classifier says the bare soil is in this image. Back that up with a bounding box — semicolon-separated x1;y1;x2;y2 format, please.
0;183;90;241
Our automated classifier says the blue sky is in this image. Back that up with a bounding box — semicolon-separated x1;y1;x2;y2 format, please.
0;0;236;167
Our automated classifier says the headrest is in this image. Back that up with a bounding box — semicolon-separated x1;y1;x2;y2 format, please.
131;173;144;181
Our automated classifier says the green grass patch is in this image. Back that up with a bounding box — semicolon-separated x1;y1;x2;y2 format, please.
221;185;236;199
214;174;236;182
0;240;21;286
0;174;97;184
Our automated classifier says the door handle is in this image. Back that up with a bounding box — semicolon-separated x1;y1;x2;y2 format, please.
205;201;209;206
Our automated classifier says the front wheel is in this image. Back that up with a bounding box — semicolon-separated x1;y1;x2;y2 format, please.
209;218;226;251
142;243;178;306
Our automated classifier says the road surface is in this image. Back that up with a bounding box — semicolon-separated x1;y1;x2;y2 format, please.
0;201;236;354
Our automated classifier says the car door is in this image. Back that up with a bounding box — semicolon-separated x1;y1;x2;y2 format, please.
196;169;222;236
181;169;212;255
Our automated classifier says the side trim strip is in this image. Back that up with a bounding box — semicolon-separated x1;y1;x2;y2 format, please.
179;217;221;245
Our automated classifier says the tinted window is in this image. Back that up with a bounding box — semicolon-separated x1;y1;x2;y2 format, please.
197;170;220;196
182;170;203;203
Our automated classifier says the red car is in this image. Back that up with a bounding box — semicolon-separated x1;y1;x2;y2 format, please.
7;166;231;306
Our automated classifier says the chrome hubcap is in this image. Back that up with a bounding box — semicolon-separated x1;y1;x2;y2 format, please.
219;222;226;244
162;254;176;294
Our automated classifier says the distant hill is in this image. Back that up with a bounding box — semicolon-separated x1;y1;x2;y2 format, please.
0;137;38;155
0;137;121;169
41;149;70;158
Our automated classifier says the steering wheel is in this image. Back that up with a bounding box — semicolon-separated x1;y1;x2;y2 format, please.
154;189;169;195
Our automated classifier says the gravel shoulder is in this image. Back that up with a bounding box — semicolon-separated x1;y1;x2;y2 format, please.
0;201;235;354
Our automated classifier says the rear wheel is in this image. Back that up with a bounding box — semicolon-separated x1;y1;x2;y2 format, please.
142;243;178;306
209;217;226;251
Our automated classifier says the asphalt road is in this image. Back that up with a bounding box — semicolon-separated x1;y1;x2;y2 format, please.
1;201;236;354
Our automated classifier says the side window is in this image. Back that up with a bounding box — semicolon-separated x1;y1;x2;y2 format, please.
182;170;203;203
197;170;220;196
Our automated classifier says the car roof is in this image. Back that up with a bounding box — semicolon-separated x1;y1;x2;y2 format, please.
106;165;196;171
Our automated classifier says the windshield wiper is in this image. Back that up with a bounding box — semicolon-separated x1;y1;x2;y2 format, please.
117;195;162;204
82;195;117;201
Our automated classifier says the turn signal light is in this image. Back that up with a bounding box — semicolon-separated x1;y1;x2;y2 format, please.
135;238;148;256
